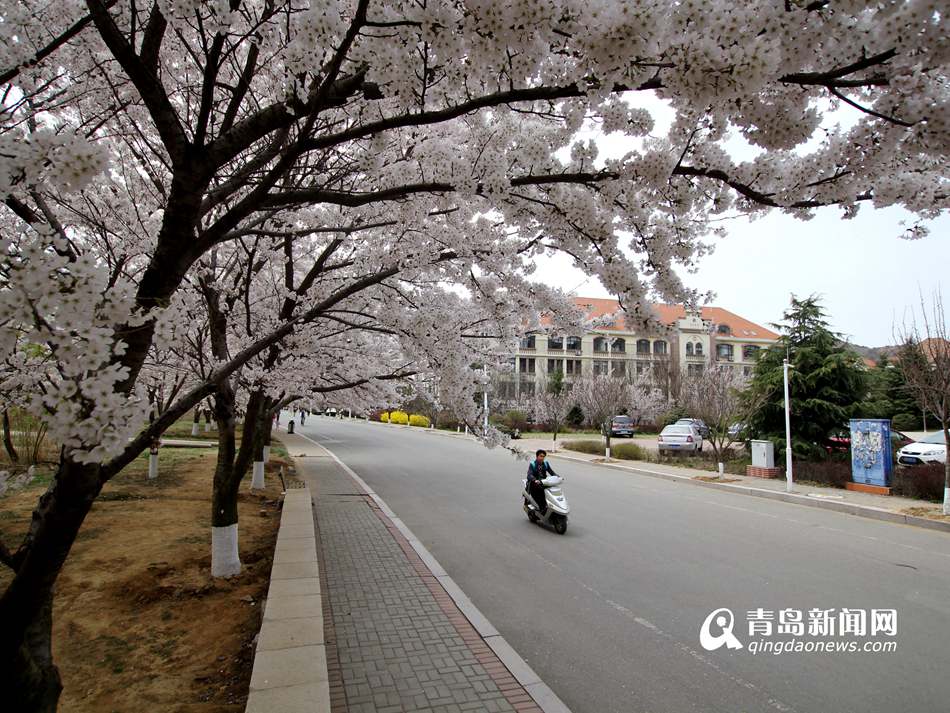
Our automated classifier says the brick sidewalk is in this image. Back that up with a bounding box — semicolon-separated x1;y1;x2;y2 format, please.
284;433;545;713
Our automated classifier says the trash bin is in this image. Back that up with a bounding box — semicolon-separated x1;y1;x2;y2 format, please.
288;419;295;434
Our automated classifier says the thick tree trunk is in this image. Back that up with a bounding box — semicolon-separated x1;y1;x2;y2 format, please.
210;388;266;577
191;408;200;437
210;384;241;578
943;425;950;516
0;457;102;713
2;409;18;463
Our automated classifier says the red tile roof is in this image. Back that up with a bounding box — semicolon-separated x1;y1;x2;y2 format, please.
570;297;780;340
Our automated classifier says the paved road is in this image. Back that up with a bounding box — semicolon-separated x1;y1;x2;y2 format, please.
295;418;950;713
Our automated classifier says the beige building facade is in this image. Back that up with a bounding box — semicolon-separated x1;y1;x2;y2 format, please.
500;298;779;400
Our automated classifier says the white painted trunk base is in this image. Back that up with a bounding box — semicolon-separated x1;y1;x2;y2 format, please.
944;487;950;516
262;445;270;463
204;422;212;432
718;462;725;477
211;524;242;578
148;453;158;480
606;446;612;460
251;461;265;490
191;422;199;436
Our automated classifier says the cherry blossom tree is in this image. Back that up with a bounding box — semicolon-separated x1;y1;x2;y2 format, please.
896;294;950;514
574;374;632;459
533;368;573;451
0;1;947;709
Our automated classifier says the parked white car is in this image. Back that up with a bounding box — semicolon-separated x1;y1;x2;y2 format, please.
896;432;947;466
658;424;703;453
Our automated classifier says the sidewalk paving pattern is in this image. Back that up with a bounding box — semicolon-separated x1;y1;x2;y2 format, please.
283;432;544;713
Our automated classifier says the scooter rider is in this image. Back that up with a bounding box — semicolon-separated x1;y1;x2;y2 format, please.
527;450;557;514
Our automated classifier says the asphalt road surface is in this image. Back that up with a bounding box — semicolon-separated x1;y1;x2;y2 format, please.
296;417;950;713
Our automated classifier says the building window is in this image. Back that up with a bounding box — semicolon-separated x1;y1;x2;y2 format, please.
520;381;535;397
611;361;626;378
593;336;609;353
566;336;582;350
519;357;536;374
694;342;704;356
687;363;705;377
547;359;563;374
717;324;731;335
653;340;667;355
685;342;694;356
743;366;753;377
636;339;651;355
742;345;761;361
593;359;609;375
520;335;536;350
717;344;734;362
497;380;517;399
565;359;582;375
636;361;648;375
548;336;563;350
611;338;626;353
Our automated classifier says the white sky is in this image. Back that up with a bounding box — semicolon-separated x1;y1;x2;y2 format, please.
530;94;948;348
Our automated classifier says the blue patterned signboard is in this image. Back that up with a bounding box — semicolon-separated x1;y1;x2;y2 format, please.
849;419;893;487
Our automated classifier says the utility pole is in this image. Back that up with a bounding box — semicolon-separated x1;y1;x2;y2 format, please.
783;357;794;492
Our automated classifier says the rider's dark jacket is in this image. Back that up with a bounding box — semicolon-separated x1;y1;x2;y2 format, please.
527;460;557;485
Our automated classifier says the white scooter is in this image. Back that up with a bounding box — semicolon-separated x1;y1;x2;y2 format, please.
522;474;570;534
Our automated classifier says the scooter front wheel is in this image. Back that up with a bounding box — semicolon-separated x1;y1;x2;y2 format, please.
553;515;567;535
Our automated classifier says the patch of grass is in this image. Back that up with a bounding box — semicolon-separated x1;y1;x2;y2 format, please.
561;440;649;461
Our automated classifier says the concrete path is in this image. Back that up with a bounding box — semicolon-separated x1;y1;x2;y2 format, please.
280;431;562;713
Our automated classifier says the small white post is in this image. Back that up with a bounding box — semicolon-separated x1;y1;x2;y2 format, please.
465;424;469;435
457;426;460;433
148;449;159;480
783;358;794;492
718;462;725;478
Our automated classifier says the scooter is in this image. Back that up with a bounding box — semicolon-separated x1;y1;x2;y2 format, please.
522;474;570;534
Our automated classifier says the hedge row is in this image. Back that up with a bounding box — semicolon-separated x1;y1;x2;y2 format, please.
379;411;430;428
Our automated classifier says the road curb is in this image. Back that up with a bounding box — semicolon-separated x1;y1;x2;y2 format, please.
548;451;950;535
293;430;573;713
245;485;330;713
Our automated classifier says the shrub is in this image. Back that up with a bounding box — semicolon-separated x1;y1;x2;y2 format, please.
566;405;584;427
502;410;529;432
380;412;390;423
660;405;689;428
794;459;852;488
389;410;409;425
892;464;946;502
409;414;430;427
562;440;604;455
612;443;649;460
891;412;921;432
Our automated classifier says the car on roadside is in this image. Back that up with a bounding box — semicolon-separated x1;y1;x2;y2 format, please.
825;428;914;455
728;421;748;440
326;407;338;417
658;424;703;453
675;417;710;439
610;415;636;438
896;432;947;466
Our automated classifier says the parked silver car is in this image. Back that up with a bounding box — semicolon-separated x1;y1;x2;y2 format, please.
658;424;703;453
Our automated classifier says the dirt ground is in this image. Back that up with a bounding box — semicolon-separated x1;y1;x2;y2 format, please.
0;446;290;712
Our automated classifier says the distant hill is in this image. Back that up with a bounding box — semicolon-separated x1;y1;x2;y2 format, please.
844;343;898;365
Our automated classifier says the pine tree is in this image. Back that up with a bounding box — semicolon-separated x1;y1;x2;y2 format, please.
747;296;868;459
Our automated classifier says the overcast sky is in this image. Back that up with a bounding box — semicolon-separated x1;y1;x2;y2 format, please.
530;95;948;348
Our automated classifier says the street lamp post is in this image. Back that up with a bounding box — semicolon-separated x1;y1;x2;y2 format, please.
783;358;794;492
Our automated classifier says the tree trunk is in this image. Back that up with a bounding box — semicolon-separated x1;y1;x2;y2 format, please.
943;425;950;516
2;409;18;463
209;388;267;576
210;384;241;578
191;408;200;437
0;457;103;713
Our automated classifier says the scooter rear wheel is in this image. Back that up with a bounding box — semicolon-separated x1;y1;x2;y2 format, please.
524;499;539;523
